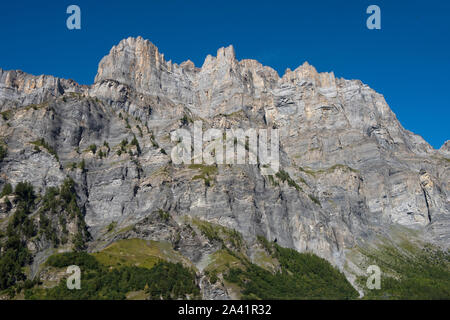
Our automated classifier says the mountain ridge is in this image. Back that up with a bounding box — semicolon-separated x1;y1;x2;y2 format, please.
0;36;449;299
2;37;446;150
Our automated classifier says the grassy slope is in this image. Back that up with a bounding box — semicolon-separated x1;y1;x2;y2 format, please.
192;219;359;300
355;242;450;299
92;239;187;269
16;218;450;300
346;227;450;299
24;243;200;300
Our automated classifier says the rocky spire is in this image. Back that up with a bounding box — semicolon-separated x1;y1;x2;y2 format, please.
281;61;336;90
95;36;165;92
0;68;83;109
439;140;450;156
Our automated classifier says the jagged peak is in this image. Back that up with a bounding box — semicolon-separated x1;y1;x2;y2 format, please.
239;59;280;81
282;61;318;80
294;61;317;73
98;37;341;88
0;67;83;91
95;36;168;86
113;36;158;52
439;140;450;155
179;59;199;72
94;37;342;95
217;44;236;60
180;59;195;68
281;61;336;88
201;44;237;69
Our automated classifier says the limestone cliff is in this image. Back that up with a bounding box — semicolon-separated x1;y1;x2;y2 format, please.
0;37;448;298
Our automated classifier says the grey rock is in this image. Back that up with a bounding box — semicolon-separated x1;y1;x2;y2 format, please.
0;37;448;297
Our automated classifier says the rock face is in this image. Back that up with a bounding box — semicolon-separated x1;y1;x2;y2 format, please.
0;68;84;110
0;36;449;275
440;140;450;157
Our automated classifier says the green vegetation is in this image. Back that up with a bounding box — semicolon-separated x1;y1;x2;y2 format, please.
37;178;89;249
275;170;302;191
185;224;358;300
103;141;110;152
223;242;358;300
93;239;185;270
150;134;159;148
308;194;321;206
5;203;447;300
0;180;85;295
88;144;97;155
191;218;243;250
1;110;12;121
14;181;36;210
106;221;117;233
180;114;193;125
356;242;450;299
46;252;100;271
136;125;143;137
0;235;32;292
3;198;12;213
324;164;359;173
297;166;316;176
125;117;131;129
78;159;86;172
157;209;170;222
189;164;218;187
205;250;245;275
0;183;13;197
67;162;77;171
267;174;279;187
297;164;359;177
31;138;58;160
151;139;159;147
131;135;141;155
218;110;245;119
257;235;274;254
23;102;48;111
0;145;7;162
0;178;88;273
26;251;199;300
0;182;36;292
120;138;128;151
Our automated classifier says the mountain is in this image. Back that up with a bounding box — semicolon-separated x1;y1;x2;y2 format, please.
0;36;449;299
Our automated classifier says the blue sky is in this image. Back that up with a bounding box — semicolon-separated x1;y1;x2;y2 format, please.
0;0;448;148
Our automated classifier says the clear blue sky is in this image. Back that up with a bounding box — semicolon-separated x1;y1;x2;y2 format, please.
0;0;448;148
